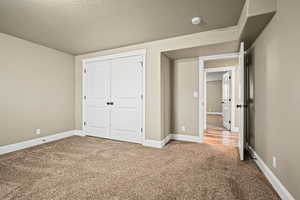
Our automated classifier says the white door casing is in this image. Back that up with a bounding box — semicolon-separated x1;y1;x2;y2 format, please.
82;50;145;144
222;72;231;130
199;59;205;139
199;53;240;145
238;42;245;161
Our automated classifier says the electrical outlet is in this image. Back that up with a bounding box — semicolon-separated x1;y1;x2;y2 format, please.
272;156;277;168
181;126;186;132
36;129;41;135
193;91;198;98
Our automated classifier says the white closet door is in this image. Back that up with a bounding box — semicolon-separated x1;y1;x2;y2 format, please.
84;60;110;138
109;56;143;143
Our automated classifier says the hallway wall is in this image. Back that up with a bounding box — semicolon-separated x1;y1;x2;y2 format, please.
206;80;223;113
171;58;199;136
250;1;300;199
0;33;74;146
161;54;172;139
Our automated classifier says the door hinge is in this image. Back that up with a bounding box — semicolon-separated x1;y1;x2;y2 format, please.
141;94;143;100
140;61;143;67
84;68;87;74
141;128;143;133
229;76;232;80
84;121;87;126
84;96;87;100
229;120;231;124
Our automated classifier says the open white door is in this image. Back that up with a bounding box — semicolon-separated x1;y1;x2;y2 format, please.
238;42;245;160
222;72;231;130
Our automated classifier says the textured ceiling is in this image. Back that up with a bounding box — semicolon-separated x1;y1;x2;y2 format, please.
0;0;245;55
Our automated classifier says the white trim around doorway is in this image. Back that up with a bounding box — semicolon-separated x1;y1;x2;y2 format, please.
198;53;239;142
207;112;223;115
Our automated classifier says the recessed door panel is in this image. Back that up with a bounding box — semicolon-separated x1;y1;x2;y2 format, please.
111;109;138;132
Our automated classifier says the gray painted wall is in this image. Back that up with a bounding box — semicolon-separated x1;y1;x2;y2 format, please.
206;80;223;113
250;1;300;199
161;54;172;139
0;33;75;146
171;58;199;136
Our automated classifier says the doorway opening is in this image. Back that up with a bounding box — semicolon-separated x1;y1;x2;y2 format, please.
198;42;246;160
204;66;238;147
162;41;245;160
206;71;230;131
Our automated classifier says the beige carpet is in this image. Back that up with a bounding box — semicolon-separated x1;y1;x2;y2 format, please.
0;136;279;200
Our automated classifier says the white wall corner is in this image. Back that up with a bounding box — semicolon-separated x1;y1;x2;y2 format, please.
249;147;295;200
162;134;172;146
142;135;172;149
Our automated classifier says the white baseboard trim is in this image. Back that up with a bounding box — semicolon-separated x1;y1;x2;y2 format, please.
162;134;172;146
143;139;165;148
231;127;239;132
171;134;203;143
0;131;202;153
142;134;172;149
142;134;203;148
0;130;75;155
207;112;223;115
249;147;295;200
74;130;87;137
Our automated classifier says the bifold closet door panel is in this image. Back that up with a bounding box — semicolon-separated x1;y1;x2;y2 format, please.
84;60;110;138
109;56;143;143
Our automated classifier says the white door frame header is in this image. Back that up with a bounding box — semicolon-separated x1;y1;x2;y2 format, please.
82;49;147;63
199;52;239;61
205;66;237;73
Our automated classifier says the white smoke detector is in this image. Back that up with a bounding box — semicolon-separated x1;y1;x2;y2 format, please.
192;17;202;25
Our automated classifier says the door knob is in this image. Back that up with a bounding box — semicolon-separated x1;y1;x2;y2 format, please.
237;104;247;108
